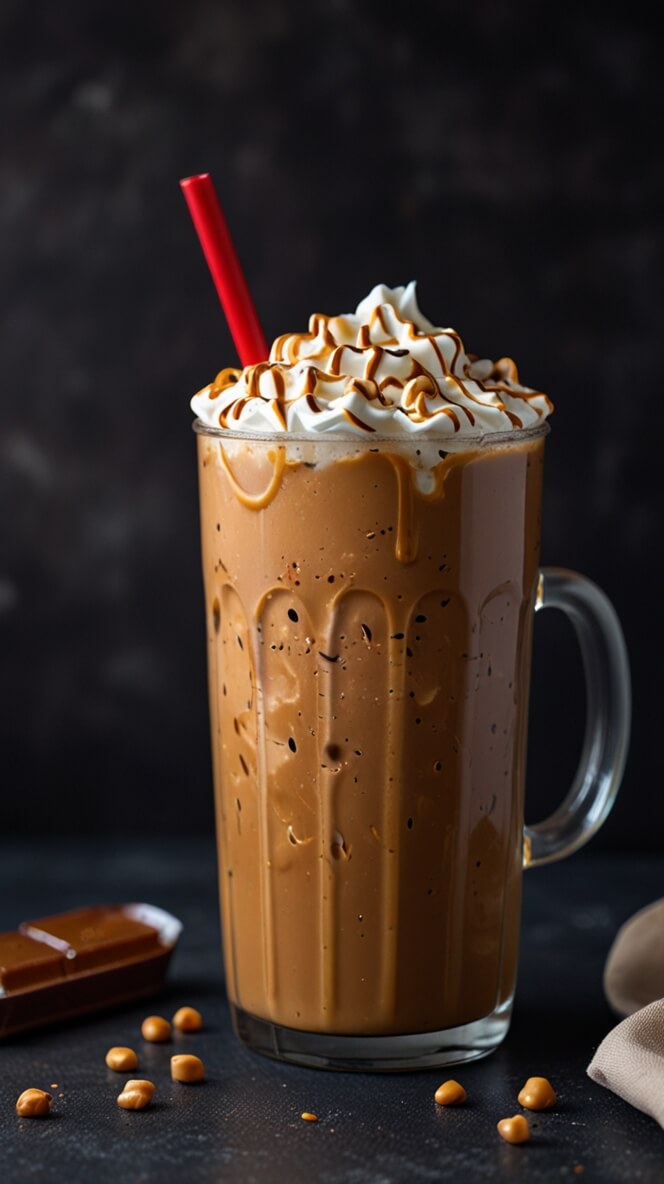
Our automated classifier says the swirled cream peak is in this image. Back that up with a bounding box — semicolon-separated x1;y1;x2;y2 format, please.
191;283;553;437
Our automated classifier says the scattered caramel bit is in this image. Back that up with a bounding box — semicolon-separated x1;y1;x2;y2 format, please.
171;1054;205;1083
517;1076;557;1110
117;1080;155;1110
50;1083;59;1089
301;1111;318;1122
141;1015;171;1043
434;1080;467;1106
497;1115;530;1144
172;1006;203;1033
16;1088;52;1118
105;1046;139;1072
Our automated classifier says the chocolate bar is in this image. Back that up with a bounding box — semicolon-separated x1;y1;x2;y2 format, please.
0;903;182;1038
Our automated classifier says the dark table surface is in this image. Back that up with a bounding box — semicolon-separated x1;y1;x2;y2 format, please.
1;841;662;1183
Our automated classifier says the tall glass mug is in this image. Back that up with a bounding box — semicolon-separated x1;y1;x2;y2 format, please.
195;421;630;1070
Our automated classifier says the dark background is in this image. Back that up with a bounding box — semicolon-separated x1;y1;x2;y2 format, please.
1;1;661;844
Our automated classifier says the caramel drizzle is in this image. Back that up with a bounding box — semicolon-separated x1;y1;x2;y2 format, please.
341;375;394;410
431;406;461;431
207;367;241;399
246;362;274;400
342;408;376;433
379;376;404;393
365;347;383;381
371;305;391;335
402;376;473;429
427;335;450;375
302;367;317;395
328;344;361;375
207;308;551;429
313;313;336;347
270;400;287;431
445;331;463;371
475;376;554;414
502;408;524;429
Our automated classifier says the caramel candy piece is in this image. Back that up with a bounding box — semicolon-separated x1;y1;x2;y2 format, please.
171;1054;205;1083
141;1015;171;1042
497;1115;530;1144
301;1112;318;1122
106;1046;139;1072
172;1006;203;1032
518;1076;557;1110
117;1080;155;1110
16;1088;52;1118
434;1079;467;1106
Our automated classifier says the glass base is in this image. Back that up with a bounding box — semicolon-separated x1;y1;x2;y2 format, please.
231;1001;512;1072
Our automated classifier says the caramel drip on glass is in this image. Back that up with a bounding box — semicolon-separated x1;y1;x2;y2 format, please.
387;455;419;564
218;446;286;509
318;601;341;1022
378;616;406;1020
251;616;278;1008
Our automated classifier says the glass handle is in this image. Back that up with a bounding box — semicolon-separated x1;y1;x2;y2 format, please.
524;567;631;869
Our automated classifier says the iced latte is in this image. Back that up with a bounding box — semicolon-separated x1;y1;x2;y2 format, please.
193;284;555;1066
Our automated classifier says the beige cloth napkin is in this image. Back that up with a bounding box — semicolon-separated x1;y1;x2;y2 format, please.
587;899;664;1126
588;998;664;1126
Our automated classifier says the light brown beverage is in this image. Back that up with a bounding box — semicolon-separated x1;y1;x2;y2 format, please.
196;427;545;1038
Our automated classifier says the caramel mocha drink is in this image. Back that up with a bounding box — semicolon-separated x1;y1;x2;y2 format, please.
193;284;552;1037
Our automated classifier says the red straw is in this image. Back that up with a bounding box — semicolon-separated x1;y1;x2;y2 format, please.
180;173;269;367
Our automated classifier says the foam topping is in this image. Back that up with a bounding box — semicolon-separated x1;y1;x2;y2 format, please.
191;283;553;437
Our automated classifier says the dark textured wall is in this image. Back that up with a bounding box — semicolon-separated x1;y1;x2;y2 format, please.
2;1;661;844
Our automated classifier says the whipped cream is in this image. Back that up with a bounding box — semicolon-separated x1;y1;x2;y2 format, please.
191;283;553;438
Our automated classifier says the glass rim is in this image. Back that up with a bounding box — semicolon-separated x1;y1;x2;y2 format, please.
192;418;550;451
